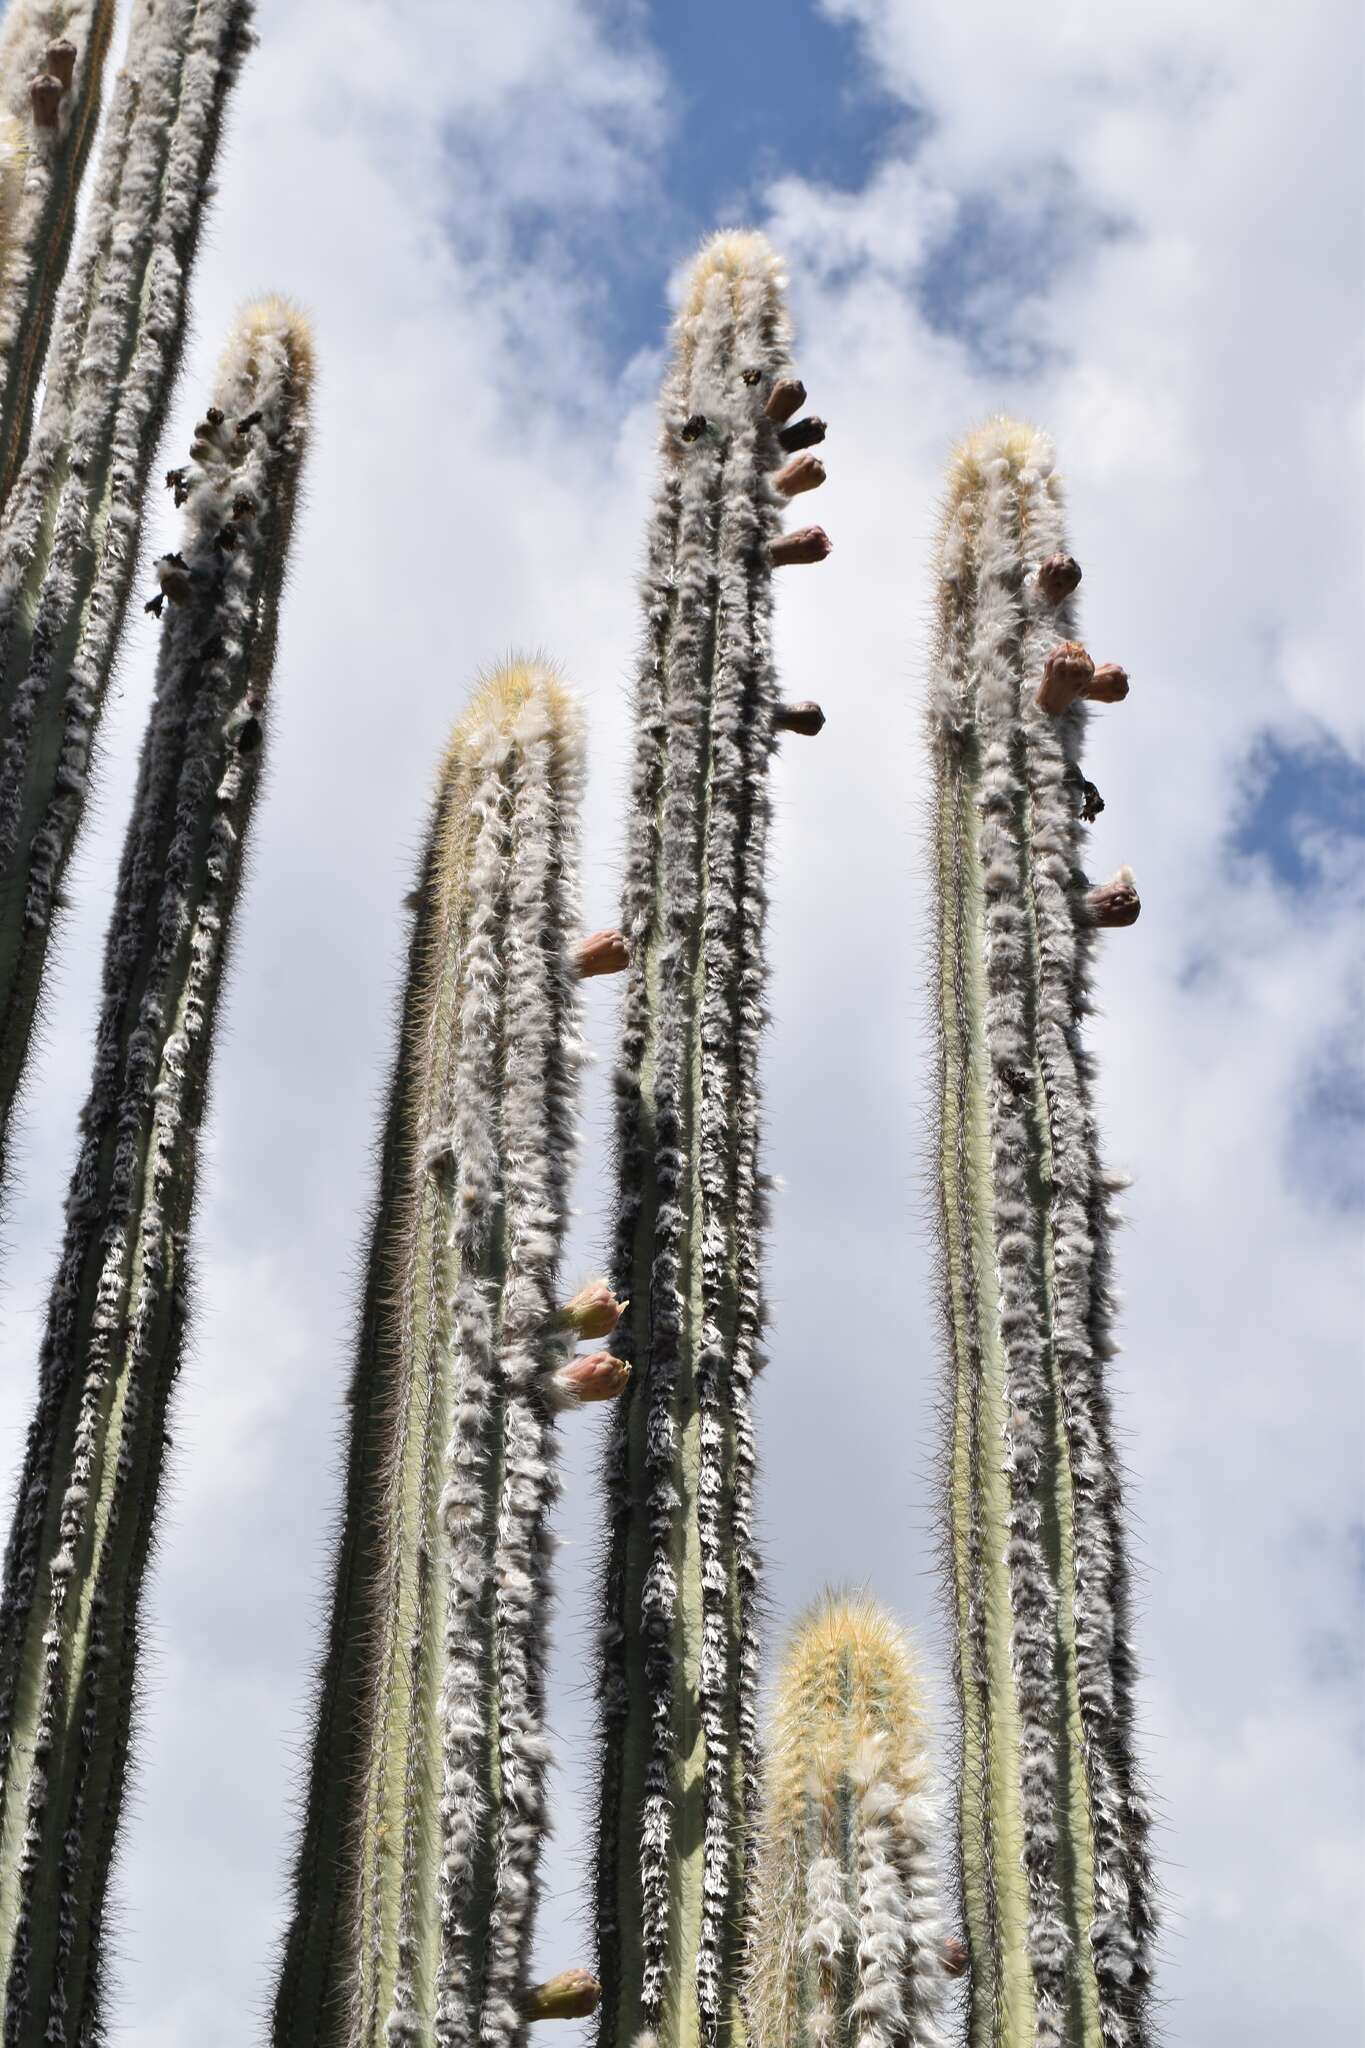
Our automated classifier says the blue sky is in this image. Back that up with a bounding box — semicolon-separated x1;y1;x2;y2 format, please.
0;0;1360;2043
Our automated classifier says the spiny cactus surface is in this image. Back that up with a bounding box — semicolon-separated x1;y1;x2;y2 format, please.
929;420;1155;2048
746;1594;948;2048
272;661;601;2048
594;229;829;2048
0;297;310;2046
0;0;115;509
0;0;253;1210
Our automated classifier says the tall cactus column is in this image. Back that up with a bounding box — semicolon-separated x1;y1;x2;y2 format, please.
0;299;310;2046
0;0;253;1205
594;230;830;2048
272;661;615;2048
929;420;1155;2048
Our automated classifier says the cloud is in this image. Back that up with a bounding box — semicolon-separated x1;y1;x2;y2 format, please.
0;2;1358;2045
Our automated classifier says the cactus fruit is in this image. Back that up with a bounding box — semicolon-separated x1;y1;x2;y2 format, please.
0;0;116;506
0;0;254;1208
271;661;604;2048
929;419;1155;2047
0;297;310;2044
593;228;830;2048
745;1594;948;2048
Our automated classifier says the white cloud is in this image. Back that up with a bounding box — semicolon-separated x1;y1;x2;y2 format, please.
0;2;1359;2044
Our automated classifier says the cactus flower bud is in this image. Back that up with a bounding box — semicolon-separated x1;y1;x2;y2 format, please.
679;413;707;443
1036;553;1081;605
1086;867;1141;927
1035;640;1095;714
45;39;77;89
769;525;831;568
763;376;806;423
553;1352;631;1407
1088;662;1129;703
29;74;62;127
573;927;629;978
524;1969;602;2021
772;451;825;498
556;1281;625;1340
943;1937;969;1979
776;415;827;453
774;701;825;736
155;554;194;606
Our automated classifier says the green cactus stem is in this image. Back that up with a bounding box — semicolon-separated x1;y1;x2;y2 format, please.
929;419;1155;2048
271;660;608;2048
0;297;310;2045
0;0;115;510
593;229;830;2048
745;1594;948;2048
0;0;253;1210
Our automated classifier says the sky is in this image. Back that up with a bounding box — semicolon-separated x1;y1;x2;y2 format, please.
0;0;1361;2042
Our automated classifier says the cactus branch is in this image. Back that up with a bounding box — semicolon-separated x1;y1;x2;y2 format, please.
0;299;310;2045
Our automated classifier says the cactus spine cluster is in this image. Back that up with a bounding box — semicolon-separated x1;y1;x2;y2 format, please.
929;420;1154;2048
0;0;115;504
272;662;604;2048
746;1595;948;2048
593;230;829;2048
0;0;253;1201
0;297;311;2045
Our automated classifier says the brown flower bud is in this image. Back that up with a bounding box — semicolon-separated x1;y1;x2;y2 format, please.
29;74;62;127
774;700;825;736
556;1281;626;1341
573;927;629;979
769;525;831;567
772;451;825;498
525;1970;602;2022
763;376;806;423
45;39;77;89
1088;662;1129;703
679;413;707;443
1036;553;1081;605
942;1936;969;1979
1086;867;1141;928
155;554;193;606
777;415;827;453
1035;640;1095;714
554;1352;631;1407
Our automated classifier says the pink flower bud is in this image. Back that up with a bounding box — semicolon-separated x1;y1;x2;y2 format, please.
1036;554;1081;605
29;74;62;127
1035;640;1095;714
46;39;77;88
772;451;826;498
763;376;806;423
554;1352;631;1406
573;928;629;979
556;1281;625;1340
1086;868;1141;928
769;525;831;568
524;1969;602;2021
1088;662;1129;703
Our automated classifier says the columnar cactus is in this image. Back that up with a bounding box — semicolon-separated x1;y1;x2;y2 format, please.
594;230;830;2048
272;661;612;2048
929;420;1155;2047
0;0;253;1202
745;1594;948;2048
0;0;115;506
0;297;310;2045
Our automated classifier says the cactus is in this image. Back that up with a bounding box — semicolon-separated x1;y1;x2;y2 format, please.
0;0;253;1206
0;297;310;2044
929;419;1155;2048
0;0;116;508
593;230;829;2048
745;1594;948;2048
271;660;608;2048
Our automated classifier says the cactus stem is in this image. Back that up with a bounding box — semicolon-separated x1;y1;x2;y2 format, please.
574;927;629;978
774;700;825;736
772;450;825;497
763;375;806;422
770;524;831;566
